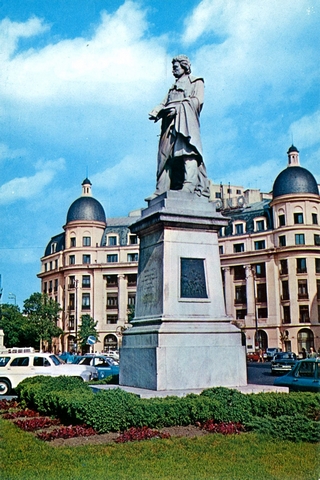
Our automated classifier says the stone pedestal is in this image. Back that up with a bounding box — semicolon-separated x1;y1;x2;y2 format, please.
120;191;247;390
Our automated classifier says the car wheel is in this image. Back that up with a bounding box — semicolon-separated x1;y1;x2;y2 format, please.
0;379;11;396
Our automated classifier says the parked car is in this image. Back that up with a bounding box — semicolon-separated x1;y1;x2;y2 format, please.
76;355;119;380
264;347;282;361
246;352;260;362
271;352;297;375
274;358;320;392
103;350;119;361
0;353;98;395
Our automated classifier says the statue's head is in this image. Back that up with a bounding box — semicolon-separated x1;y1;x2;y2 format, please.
172;55;191;75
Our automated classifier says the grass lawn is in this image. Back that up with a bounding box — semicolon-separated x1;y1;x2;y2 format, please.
0;418;319;480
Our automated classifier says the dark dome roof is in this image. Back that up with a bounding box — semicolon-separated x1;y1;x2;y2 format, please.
287;145;299;154
66;196;106;223
273;166;319;199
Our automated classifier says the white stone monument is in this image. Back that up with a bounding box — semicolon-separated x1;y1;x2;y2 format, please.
120;191;247;390
120;55;247;390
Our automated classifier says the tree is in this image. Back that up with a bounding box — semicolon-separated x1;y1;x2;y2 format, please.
78;314;99;352
0;303;28;347
23;293;63;350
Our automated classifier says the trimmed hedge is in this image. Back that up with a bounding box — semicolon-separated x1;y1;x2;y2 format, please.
15;377;320;442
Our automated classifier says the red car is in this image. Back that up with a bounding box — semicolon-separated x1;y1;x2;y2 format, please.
246;352;260;362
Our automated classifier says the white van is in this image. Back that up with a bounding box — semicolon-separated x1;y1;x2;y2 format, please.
0;352;98;395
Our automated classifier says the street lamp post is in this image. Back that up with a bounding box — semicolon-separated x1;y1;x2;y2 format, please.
75;280;79;353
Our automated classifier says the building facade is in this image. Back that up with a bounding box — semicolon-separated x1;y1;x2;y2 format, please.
38;147;320;355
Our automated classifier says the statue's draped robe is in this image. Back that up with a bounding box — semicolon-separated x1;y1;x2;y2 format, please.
150;75;209;197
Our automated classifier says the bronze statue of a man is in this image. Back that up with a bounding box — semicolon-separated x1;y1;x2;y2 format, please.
149;55;209;198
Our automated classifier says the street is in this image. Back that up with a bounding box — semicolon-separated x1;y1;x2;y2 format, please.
247;361;275;385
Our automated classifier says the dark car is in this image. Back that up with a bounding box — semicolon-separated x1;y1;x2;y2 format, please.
271;352;297;375
274;358;320;392
264;347;282;361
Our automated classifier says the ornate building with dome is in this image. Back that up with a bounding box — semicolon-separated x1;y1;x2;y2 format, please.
38;147;320;355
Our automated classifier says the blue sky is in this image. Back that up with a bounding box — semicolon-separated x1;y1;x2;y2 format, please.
0;0;319;306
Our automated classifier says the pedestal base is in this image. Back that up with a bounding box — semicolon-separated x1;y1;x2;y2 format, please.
120;191;247;391
120;321;246;390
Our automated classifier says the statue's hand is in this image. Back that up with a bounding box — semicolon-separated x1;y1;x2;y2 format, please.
149;114;158;122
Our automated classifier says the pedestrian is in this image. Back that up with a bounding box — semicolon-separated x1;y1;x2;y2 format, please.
308;347;317;358
302;347;307;359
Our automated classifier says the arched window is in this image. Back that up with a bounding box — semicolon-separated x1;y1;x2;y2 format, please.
297;328;314;354
255;329;267;350
104;334;118;352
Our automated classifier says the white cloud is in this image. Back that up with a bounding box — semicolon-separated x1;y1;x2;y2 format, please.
0;143;26;161
289;110;320;150
183;0;320;113
219;158;281;192
0;1;168;107
0;16;48;58
0;157;65;205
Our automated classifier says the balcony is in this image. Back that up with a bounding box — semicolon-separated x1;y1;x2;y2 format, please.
298;293;309;300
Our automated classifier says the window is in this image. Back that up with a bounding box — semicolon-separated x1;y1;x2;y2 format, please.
127;274;137;287
256;283;267;303
254;240;265;250
256;220;265;232
108;236;117;246
107;315;118;324
236;309;247;319
279;235;286;247
297;258;307;274
295;234;305;245
50;261;53;270
236;189;242;195
33;357;50;367
69;276;76;288
312;213;318;225
314;234;320;246
51;243;57;254
55;259;58;269
49;280;53;293
318;305;320;323
10;357;29;367
83;255;91;264
127;253;138;262
298;279;308;299
70;237;76;247
234;243;244;253
129;234;138;245
69;255;75;265
106;275;118;287
257;307;268;318
44;263;48;272
107;295;118;309
278;214;285;227
82;275;91;288
219;246;224;255
283;305;291;324
234;265;245;280
54;279;58;292
69;293;75;310
82;293;90;310
43;282;47;294
294;212;304;224
255;263;266;278
128;294;136;306
316;259;320;274
107;254;118;263
235;285;246;304
280;259;288;275
215;192;221;198
282;280;289;300
317;280;320;301
235;223;244;235
299;305;309;323
69;315;75;329
83;236;91;247
227;188;232;194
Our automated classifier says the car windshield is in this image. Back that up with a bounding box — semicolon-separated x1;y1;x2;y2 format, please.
49;355;64;365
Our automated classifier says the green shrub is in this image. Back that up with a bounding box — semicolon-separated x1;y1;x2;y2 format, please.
247;414;320;443
15;377;320;440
